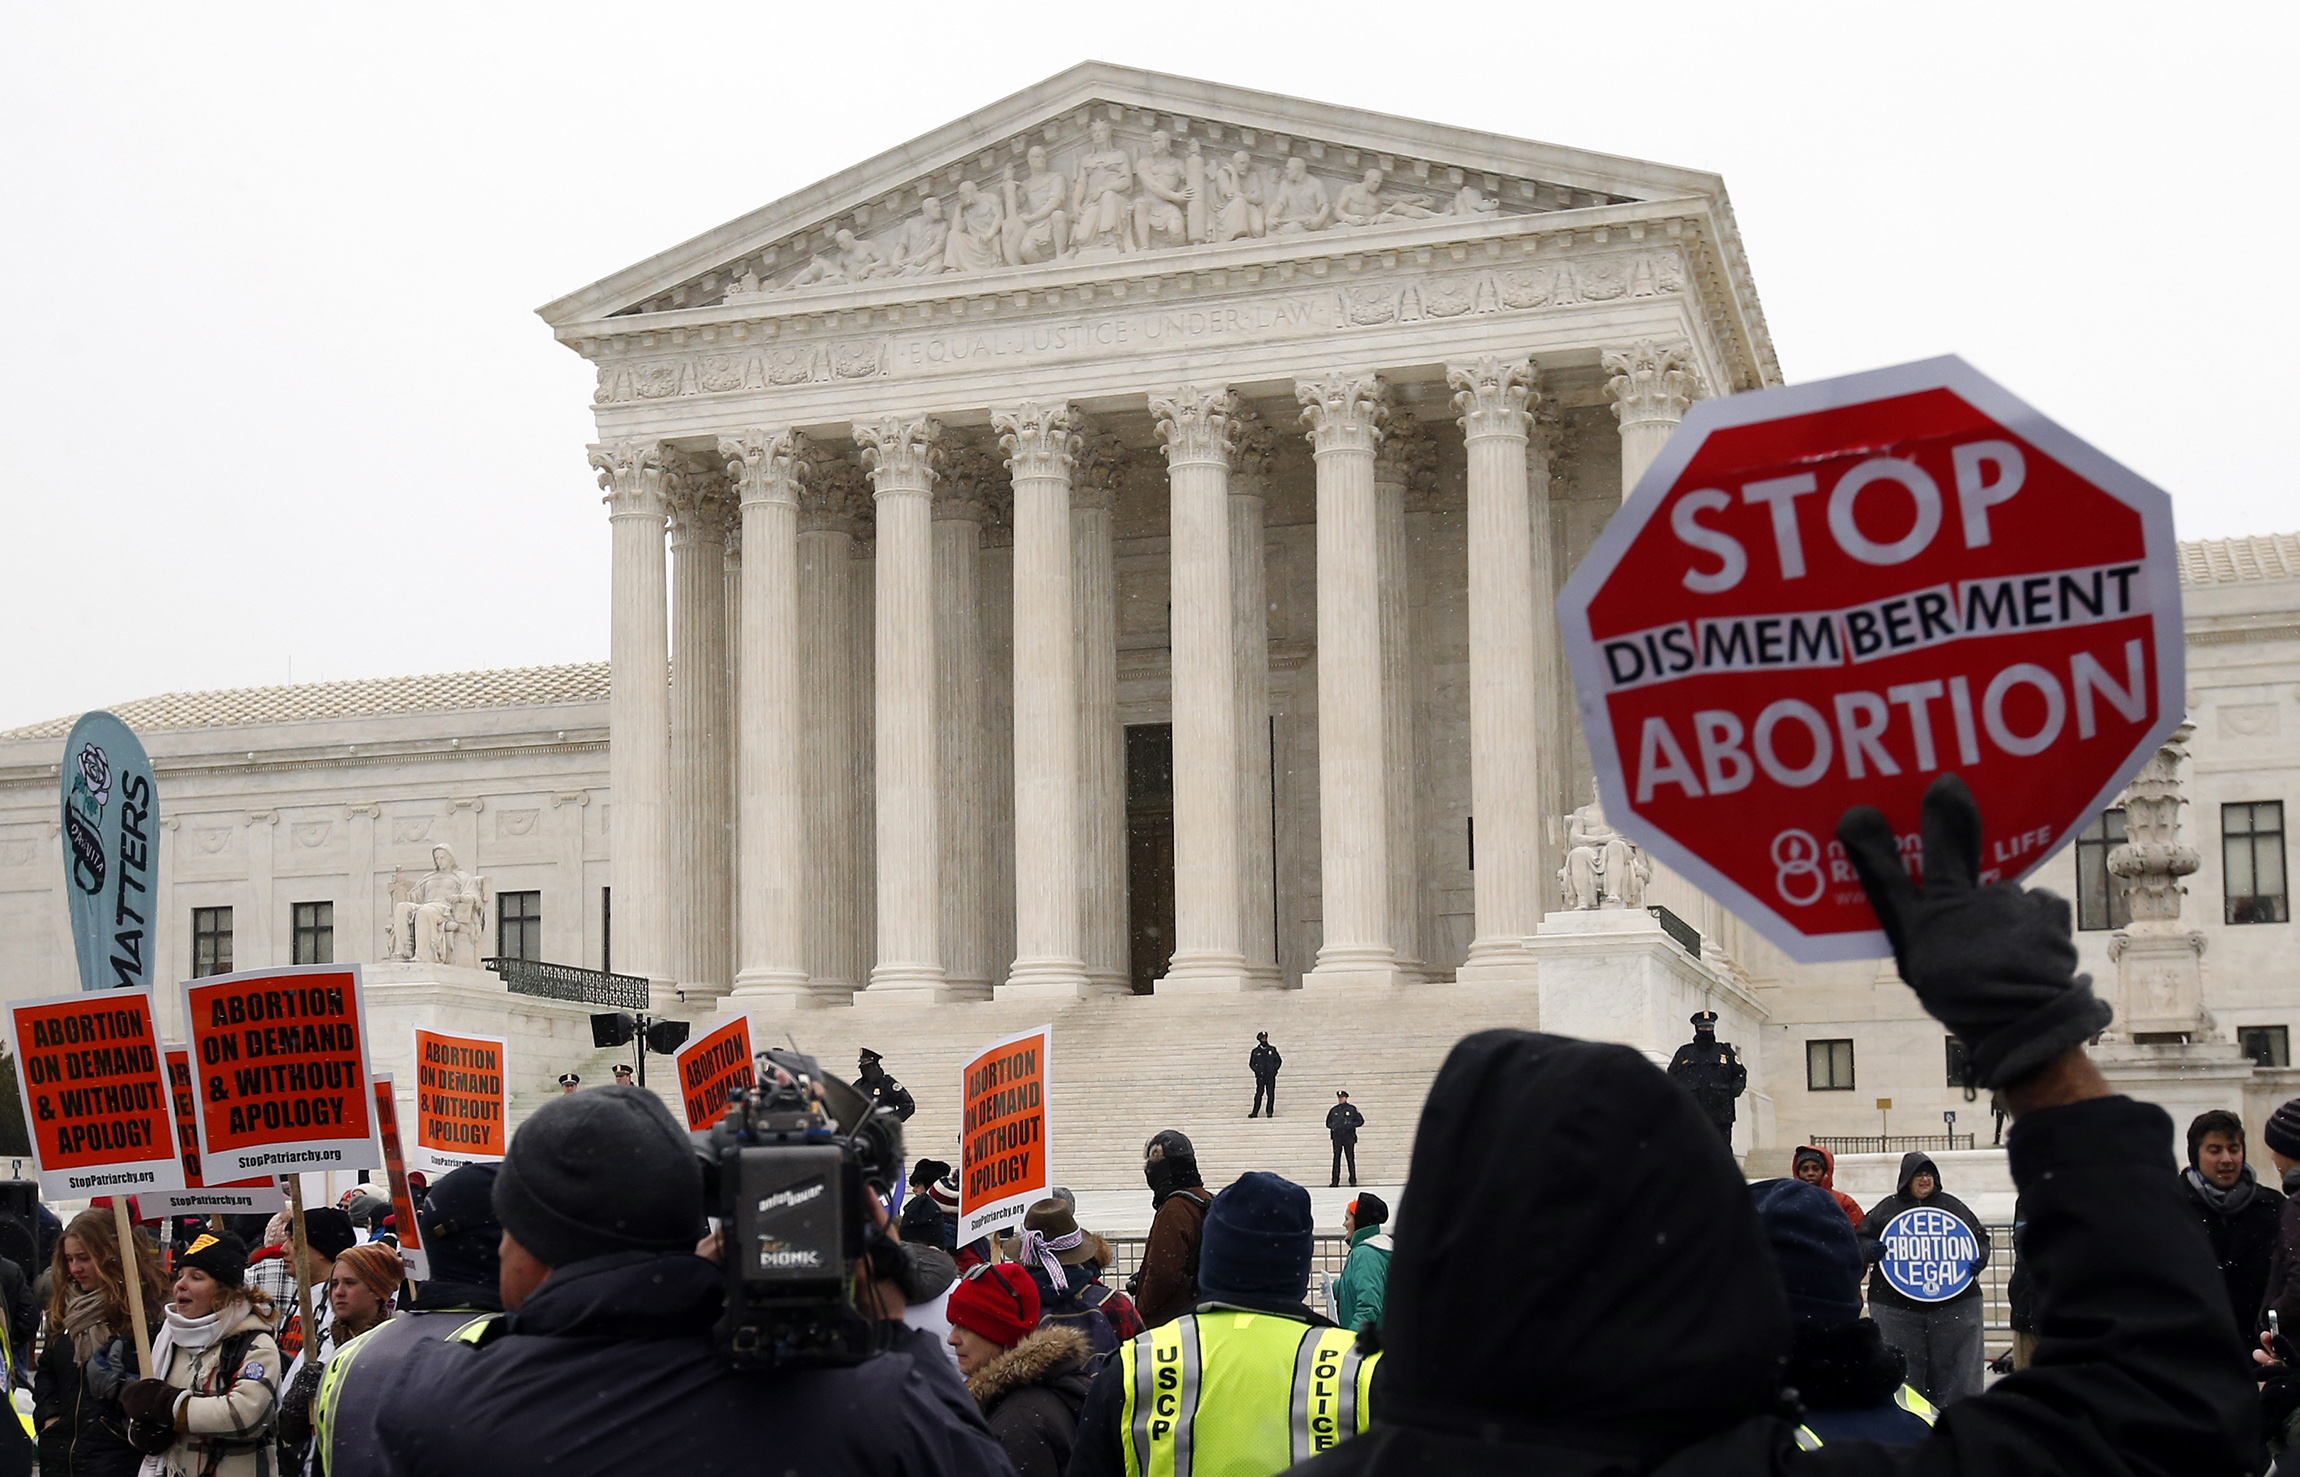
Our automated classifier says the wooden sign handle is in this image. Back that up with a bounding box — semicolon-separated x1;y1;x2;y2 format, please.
111;1198;154;1379
285;1176;315;1363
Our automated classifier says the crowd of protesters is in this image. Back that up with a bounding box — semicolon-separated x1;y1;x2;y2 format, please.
0;777;2295;1473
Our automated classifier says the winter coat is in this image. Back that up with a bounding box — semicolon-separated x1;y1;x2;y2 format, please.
2263;1165;2300;1340
1668;1033;1747;1124
862;1069;916;1122
1134;1184;1212;1328
967;1323;1092;1477
34;1313;140;1477
370;1250;1011;1477
1333;1225;1392;1333
141;1298;282;1477
1288;1027;2255;1477
1857;1152;1991;1311
1327;1102;1365;1144
314;1305;507;1477
2177;1163;2284;1345
1251;1042;1283;1080
1793;1144;1865;1229
1784;1319;1932;1448
1023;1262;1139;1378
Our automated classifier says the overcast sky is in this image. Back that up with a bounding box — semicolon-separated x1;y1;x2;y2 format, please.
3;3;2291;732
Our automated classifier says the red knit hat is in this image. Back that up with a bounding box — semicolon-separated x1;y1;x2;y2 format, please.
946;1263;1039;1348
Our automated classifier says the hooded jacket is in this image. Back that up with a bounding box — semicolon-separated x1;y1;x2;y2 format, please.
1291;1028;2256;1477
1794;1145;1865;1230
369;1250;1011;1477
1857;1153;1991;1310
966;1323;1093;1477
2176;1159;2283;1345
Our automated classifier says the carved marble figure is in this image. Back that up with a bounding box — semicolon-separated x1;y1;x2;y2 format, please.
1208;151;1265;243
1071;120;1135;255
889;197;950;277
1561;798;1649;909
944;179;1007;274
787;228;894;288
1334;167;1437;227
1267;156;1332;234
1132;130;1192;251
387;844;492;967
1453;183;1500;217
1002;147;1071;265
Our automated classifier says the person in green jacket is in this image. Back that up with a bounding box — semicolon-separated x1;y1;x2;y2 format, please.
1333;1193;1394;1333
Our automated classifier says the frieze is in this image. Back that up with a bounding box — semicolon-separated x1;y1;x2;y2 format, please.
592;249;1685;404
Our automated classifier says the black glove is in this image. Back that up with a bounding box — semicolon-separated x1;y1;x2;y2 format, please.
127;1416;174;1456
1837;774;2111;1088
119;1376;176;1424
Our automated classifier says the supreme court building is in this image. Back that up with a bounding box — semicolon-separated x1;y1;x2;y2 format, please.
5;65;2297;1182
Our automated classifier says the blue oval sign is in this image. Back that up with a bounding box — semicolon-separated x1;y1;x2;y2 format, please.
1877;1206;1980;1302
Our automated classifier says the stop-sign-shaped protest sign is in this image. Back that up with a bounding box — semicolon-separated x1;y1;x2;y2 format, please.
1559;356;2182;962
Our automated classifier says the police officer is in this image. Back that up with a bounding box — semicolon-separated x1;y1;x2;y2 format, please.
1249;1032;1281;1118
1071;1172;1377;1477
1326;1091;1365;1188
363;1086;1009;1476
1667;1011;1745;1144
555;1072;579;1095
857;1048;916;1121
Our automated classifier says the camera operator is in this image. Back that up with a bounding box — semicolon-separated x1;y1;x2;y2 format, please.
363;1086;1008;1477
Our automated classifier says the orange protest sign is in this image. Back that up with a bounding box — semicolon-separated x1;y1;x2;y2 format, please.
373;1074;428;1280
959;1024;1051;1242
7;987;182;1200
411;1027;506;1174
673;1016;753;1131
150;1047;282;1219
183;964;377;1178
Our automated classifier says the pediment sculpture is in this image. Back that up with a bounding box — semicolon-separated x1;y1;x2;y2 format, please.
386;844;493;968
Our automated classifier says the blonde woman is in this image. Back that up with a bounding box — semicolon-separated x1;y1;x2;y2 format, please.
118;1231;280;1477
33;1208;166;1477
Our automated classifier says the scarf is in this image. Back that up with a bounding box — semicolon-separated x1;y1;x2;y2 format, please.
1016;1226;1083;1295
147;1306;224;1382
2187;1164;2259;1215
62;1286;115;1363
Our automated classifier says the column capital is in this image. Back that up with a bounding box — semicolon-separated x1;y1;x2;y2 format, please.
993;401;1082;483
1602;339;1702;429
666;453;737;545
853;415;945;497
1447;356;1535;442
590;439;673;520
1296;370;1388;455
800;455;871;536
1229;415;1277;501
1373;409;1438;492
935;443;1004;524
719;429;810;511
1151;385;1245;469
1072;429;1129;512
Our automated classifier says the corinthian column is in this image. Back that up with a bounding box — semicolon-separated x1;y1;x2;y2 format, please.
798;459;865;1000
934;447;995;1000
589;440;675;1000
1447;358;1545;981
720;429;811;1007
1373;412;1432;982
996;403;1090;999
1151;386;1254;993
855;415;950;1003
668;460;734;995
1229;418;1281;988
1073;432;1129;996
1298;371;1400;990
1603;339;1700;494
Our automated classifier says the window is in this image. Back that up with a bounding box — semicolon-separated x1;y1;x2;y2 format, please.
498;891;542;962
1946;1035;1972;1087
192;908;233;978
1806;1039;1855;1091
2227;802;2289;924
2244;1026;2292;1069
2075;809;2130;931
292;902;333;965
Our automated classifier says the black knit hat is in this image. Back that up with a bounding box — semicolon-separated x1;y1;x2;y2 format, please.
2267;1099;2300;1160
418;1163;503;1288
301;1208;357;1261
1198;1172;1314;1305
179;1229;248;1288
493;1084;706;1269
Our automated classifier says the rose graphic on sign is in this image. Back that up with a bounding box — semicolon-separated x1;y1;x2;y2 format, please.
1875;1206;1982;1303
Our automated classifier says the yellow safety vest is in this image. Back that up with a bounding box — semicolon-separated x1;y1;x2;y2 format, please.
315;1311;502;1469
1117;1311;1378;1477
1792;1383;1940;1450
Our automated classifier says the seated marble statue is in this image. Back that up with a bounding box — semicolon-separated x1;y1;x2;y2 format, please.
1002;148;1071;265
1131;130;1192;250
1452;183;1501;217
1334;167;1438;227
1208;151;1264;242
944;179;1007;274
888;197;950;277
387;845;491;967
1267;156;1332;234
1560;799;1650;910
